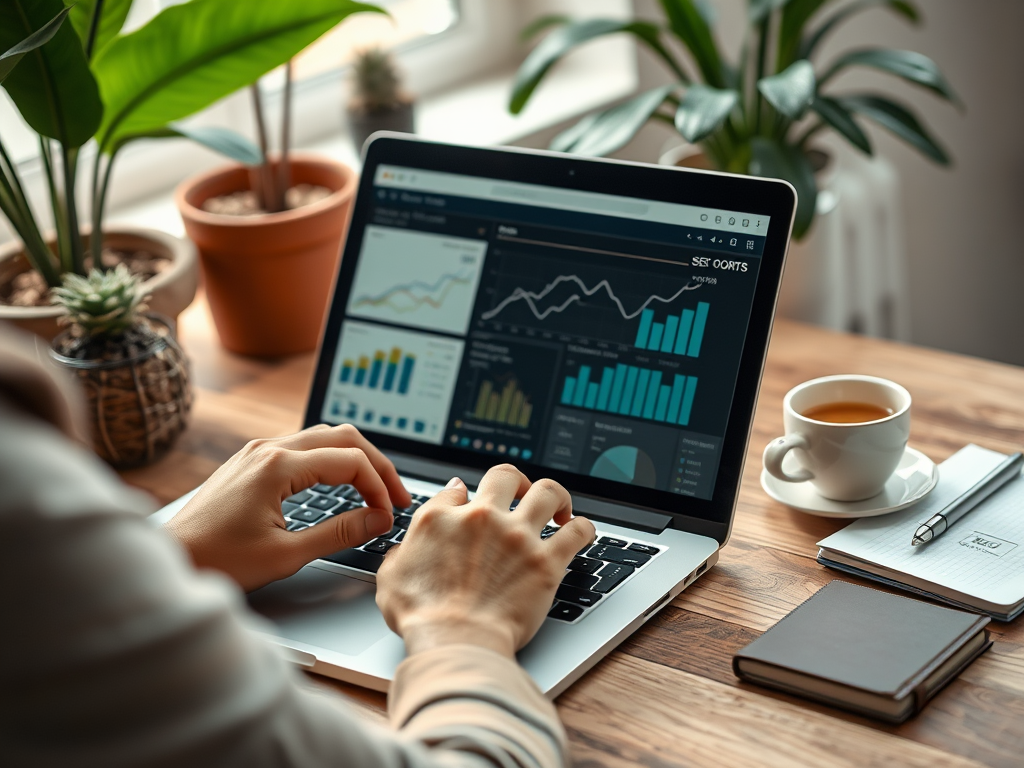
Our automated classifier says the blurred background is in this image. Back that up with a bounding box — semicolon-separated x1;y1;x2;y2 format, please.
3;0;1022;364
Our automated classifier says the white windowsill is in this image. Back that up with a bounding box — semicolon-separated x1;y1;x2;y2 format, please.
104;42;637;238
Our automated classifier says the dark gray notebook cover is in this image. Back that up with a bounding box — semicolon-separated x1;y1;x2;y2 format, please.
733;581;989;700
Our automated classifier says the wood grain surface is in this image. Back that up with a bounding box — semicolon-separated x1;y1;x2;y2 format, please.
123;294;1024;767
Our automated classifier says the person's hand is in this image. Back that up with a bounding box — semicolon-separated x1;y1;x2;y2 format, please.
165;424;411;592
375;465;596;658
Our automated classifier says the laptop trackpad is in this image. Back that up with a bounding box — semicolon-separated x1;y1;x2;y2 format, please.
247;565;391;656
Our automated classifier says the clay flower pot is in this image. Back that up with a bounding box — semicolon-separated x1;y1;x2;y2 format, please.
175;154;358;357
0;227;198;341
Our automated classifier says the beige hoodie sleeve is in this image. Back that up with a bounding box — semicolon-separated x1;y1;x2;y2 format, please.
0;324;568;768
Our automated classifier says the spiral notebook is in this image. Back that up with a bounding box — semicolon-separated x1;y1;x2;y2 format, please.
817;444;1024;621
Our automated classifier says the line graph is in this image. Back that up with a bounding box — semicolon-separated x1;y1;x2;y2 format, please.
352;270;475;314
347;225;487;335
481;275;702;323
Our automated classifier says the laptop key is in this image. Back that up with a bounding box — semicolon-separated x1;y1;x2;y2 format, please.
394;514;413;529
311;483;335;494
323;548;384;573
548;602;585;622
540;525;557;539
567;557;602;575
306;495;340;512
285;520;308;532
288;508;329;524
333;484;355;497
627;543;660;556
286;490;313;505
593;563;634;593
598;536;628;548
394;530;406;542
281;501;301;517
363;538;396;555
556;584;603;607
561;571;599;590
588;545;651;568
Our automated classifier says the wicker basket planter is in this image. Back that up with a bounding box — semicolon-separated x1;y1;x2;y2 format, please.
50;315;192;469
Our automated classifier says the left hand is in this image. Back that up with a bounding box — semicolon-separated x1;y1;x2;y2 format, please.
165;424;411;591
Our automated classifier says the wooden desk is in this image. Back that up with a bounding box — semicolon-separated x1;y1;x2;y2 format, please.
124;295;1024;768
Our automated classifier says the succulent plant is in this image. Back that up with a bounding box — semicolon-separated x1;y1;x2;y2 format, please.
351;47;404;112
51;264;147;339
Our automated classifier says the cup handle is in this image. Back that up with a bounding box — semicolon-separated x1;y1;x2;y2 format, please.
763;434;814;483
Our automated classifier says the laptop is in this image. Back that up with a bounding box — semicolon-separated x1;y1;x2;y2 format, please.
153;135;795;697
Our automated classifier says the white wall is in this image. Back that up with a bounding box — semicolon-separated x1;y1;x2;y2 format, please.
519;0;1024;366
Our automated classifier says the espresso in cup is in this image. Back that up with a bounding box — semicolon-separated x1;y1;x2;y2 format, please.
763;375;911;501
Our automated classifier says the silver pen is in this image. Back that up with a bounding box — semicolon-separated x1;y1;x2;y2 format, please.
912;452;1024;546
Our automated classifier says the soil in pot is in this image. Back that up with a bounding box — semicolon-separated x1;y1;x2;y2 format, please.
0;247;171;308
201;183;333;216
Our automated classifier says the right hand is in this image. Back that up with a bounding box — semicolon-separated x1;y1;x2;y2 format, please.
375;465;596;658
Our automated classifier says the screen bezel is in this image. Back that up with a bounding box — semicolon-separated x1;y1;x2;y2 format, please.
304;136;796;545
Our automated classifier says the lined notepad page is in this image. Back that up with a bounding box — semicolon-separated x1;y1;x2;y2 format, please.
818;445;1024;608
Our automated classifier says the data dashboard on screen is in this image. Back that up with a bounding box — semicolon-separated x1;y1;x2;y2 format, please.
322;165;771;500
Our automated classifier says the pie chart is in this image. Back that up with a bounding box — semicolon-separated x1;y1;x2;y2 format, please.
589;445;658;488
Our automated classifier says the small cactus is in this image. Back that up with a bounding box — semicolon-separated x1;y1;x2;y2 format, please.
352;47;404;112
51;264;147;338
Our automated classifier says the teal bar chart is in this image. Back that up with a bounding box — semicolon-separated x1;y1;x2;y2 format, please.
634;302;710;358
561;365;698;426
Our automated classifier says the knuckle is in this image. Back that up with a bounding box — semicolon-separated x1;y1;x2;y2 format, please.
501;526;529;551
532;478;563;496
463;504;492;528
332;516;354;550
336;423;361;440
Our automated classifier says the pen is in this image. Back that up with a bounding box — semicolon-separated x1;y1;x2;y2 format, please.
912;452;1024;546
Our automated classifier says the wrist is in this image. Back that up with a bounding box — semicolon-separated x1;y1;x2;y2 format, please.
399;613;517;659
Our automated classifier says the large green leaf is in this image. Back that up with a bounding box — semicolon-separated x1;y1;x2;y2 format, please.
810;96;872;154
757;59;815;118
0;5;68;83
777;0;829;69
120;124;264;165
510;19;685;115
69;0;133;59
820;48;957;102
799;0;918;60
93;0;384;151
839;94;950;164
749;137;817;239
674;84;738;143
0;0;103;148
549;86;673;157
659;0;725;87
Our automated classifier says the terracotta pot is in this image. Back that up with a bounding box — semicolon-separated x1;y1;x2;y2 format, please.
175;154;357;357
0;227;198;341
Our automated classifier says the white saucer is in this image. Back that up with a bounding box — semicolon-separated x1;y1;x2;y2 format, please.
759;445;938;518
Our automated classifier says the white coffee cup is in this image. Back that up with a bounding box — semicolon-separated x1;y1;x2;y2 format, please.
762;374;911;501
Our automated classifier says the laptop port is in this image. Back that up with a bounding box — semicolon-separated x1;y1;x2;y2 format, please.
643;591;672;618
695;560;709;577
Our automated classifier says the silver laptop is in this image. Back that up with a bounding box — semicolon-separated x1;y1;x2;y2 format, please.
154;135;795;697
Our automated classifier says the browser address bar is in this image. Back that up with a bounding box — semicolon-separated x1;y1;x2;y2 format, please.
490;184;649;217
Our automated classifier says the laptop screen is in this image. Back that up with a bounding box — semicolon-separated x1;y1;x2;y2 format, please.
319;163;771;503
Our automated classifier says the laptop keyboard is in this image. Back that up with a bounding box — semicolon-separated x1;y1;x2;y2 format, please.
282;483;665;625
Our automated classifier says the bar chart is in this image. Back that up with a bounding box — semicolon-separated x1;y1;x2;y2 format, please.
339;347;416;395
473;377;534;428
560;364;698;426
634;301;710;358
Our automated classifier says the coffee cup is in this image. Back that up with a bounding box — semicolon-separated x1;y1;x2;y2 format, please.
762;374;911;501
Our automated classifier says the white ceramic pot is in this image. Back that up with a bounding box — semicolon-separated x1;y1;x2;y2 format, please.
0;227;198;340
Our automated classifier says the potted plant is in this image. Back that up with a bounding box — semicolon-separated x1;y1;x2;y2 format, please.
0;0;381;341
176;62;361;358
346;47;415;152
50;264;191;469
509;0;957;239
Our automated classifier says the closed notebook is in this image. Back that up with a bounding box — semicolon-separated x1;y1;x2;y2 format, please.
733;581;991;723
